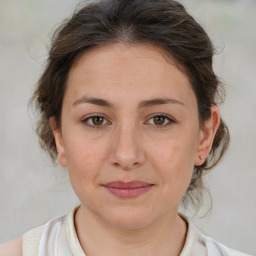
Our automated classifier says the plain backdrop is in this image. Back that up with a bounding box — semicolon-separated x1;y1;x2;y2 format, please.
0;0;255;254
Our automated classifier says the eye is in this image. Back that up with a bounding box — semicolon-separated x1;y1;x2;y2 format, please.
82;114;110;128
146;114;174;127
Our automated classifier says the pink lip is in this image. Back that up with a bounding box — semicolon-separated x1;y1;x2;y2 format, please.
102;181;154;198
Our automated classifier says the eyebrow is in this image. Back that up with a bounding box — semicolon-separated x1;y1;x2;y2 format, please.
72;96;185;108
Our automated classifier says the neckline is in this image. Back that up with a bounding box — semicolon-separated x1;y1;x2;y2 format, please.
65;205;86;255
65;205;198;256
178;212;198;256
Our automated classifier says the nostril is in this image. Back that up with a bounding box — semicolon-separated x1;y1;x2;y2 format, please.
113;161;140;170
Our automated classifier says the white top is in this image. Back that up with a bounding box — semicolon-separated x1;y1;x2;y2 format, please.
22;205;252;256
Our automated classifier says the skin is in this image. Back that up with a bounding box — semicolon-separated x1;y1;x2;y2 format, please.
45;42;220;256
0;42;220;256
51;43;220;255
0;238;22;256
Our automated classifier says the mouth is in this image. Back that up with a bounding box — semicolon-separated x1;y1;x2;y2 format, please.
102;181;154;198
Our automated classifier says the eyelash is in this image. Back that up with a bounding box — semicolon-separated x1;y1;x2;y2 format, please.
81;113;175;129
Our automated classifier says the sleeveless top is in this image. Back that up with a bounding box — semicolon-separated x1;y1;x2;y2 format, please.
22;205;252;256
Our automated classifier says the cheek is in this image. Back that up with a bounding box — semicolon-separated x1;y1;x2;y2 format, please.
150;139;195;195
63;133;108;184
64;139;109;206
151;139;195;171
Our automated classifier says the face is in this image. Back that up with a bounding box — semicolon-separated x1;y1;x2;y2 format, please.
51;43;219;230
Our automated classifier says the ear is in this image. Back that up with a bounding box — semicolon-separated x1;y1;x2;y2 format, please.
194;105;220;166
49;117;67;167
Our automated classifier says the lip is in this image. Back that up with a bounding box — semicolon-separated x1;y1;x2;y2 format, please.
102;181;154;198
103;180;153;188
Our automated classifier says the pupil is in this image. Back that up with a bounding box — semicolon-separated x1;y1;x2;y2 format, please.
154;116;164;125
93;116;103;125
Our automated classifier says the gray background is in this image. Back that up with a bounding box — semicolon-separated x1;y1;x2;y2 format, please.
0;0;255;254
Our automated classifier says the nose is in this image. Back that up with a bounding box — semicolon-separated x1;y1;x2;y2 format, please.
109;123;146;171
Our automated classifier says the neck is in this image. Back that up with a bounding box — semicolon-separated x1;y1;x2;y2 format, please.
74;205;188;256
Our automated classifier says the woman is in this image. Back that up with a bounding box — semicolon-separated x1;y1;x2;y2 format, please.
0;0;252;255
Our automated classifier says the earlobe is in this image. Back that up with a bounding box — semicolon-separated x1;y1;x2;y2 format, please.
49;117;67;167
194;105;220;166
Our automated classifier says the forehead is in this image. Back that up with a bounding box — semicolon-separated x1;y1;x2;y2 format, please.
70;42;183;79
66;42;196;107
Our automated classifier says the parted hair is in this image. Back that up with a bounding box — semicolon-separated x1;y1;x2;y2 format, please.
32;0;230;212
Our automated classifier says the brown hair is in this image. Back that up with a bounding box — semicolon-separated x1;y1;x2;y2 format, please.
32;0;230;212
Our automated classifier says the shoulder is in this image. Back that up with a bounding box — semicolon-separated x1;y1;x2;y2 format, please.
203;233;253;256
0;225;44;256
0;237;22;256
22;214;68;255
226;247;253;256
22;224;45;256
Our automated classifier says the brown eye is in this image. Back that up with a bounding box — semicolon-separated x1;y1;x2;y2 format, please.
153;116;166;125
82;115;109;128
92;116;104;125
147;114;174;127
